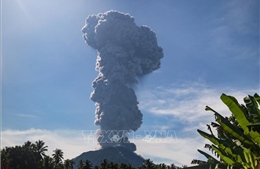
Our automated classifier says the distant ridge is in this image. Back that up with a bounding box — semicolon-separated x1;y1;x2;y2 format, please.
72;146;145;168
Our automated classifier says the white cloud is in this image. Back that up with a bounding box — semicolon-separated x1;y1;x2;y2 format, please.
138;84;255;124
134;136;210;166
15;113;39;118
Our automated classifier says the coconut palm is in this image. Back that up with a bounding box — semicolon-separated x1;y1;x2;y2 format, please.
43;156;54;169
1;148;10;169
108;161;115;169
141;159;156;169
119;163;133;169
52;148;64;169
83;160;93;169
169;163;177;169
64;159;74;169
100;159;108;169
78;159;84;169
35;140;48;159
157;163;167;169
23;141;35;150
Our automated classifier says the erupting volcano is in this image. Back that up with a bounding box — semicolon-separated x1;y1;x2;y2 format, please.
74;10;163;167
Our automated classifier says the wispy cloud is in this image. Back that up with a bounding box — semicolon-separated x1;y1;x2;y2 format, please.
138;83;255;123
135;136;208;166
15;113;38;118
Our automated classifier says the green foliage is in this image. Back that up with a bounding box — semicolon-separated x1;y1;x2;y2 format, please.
52;148;64;169
1;140;188;169
0;140;70;169
194;93;260;169
1;140;45;169
64;159;74;169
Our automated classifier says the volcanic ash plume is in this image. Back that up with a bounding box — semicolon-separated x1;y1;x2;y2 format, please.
82;10;163;151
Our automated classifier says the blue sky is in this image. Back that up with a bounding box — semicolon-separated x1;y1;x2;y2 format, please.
2;0;259;166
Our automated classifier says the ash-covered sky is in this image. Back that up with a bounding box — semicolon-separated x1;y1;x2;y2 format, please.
2;0;259;166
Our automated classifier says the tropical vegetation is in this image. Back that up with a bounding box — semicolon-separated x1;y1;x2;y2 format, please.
1;140;73;169
192;93;260;169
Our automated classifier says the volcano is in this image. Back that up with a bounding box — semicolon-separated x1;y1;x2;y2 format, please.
72;147;145;168
76;10;163;168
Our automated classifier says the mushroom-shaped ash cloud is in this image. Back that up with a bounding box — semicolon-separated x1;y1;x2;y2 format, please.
82;10;163;151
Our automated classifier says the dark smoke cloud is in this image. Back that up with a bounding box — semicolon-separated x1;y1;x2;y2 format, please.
82;10;163;151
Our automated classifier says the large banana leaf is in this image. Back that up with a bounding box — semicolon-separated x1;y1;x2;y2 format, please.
197;129;235;159
242;146;258;169
197;129;219;145
211;145;237;167
206;106;254;146
221;94;260;145
220;94;250;134
254;93;260;105
244;95;260;122
197;149;219;164
248;130;260;146
210;145;255;169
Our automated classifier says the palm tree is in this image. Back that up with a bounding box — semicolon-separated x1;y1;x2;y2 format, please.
52;148;64;169
23;141;35;150
1;148;10;169
157;163;167;169
108;161;115;169
78;159;84;169
64;159;74;169
119;163;128;169
100;159;108;169
35;140;48;160
169;163;177;169
141;159;156;169
83;160;93;169
112;162;119;169
43;156;54;169
6;144;39;169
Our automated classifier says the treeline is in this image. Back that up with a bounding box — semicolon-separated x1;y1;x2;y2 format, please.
76;158;186;169
0;140;186;169
1;140;71;169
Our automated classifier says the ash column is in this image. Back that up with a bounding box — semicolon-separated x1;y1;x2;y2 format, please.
82;10;163;151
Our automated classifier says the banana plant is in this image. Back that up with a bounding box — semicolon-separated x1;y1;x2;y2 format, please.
221;94;260;145
193;93;260;169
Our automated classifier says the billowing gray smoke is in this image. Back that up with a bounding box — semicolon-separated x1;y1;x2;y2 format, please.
82;10;163;151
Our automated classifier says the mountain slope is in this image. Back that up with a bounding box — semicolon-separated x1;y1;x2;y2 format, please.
73;146;145;168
